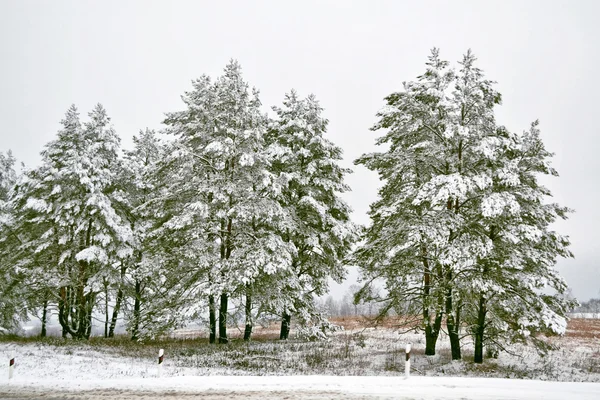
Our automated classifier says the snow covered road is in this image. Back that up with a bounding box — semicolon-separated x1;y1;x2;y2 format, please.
2;375;600;399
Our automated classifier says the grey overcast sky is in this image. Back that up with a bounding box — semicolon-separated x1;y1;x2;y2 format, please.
1;0;599;301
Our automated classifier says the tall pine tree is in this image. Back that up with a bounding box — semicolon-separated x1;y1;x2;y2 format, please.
267;90;357;339
354;49;574;360
12;104;132;339
0;150;24;332
162;61;294;343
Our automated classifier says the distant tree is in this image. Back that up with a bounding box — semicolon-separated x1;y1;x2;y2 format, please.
324;295;339;317
574;297;600;315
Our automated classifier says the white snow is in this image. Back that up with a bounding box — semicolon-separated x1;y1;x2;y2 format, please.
1;343;599;399
3;374;600;399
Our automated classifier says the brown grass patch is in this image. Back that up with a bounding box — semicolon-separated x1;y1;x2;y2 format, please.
565;318;600;339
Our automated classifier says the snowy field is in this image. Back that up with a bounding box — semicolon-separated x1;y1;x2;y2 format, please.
2;375;600;400
1;317;599;399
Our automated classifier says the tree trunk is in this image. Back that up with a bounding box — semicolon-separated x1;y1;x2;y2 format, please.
108;287;122;338
58;282;95;340
84;293;95;339
108;265;127;337
40;299;48;338
447;313;461;360
279;312;291;340
79;221;93;340
104;281;109;338
69;286;77;332
75;265;87;340
209;295;216;344
58;260;94;340
218;293;228;344
56;222;97;341
216;215;232;345
422;253;442;356
445;284;462;360
131;280;142;341
58;287;68;338
474;294;487;364
424;311;442;355
243;284;252;341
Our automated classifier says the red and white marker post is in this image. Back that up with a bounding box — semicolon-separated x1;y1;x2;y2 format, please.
158;349;164;378
8;351;15;380
404;343;411;379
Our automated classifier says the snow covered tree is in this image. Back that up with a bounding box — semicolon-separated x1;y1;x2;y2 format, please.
162;61;295;343
0;151;17;219
354;49;574;360
461;120;576;363
266;91;357;339
119;128;172;340
404;50;505;360
11;104;132;339
0;150;24;332
354;49;456;355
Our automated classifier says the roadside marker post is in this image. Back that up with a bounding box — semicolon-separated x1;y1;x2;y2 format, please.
158;349;164;378
9;351;15;380
405;344;411;379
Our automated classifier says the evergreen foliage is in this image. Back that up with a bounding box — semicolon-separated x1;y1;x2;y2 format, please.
0;53;573;364
353;49;575;362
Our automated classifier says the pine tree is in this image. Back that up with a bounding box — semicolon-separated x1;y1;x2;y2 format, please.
11;104;132;339
120;128;169;340
162;61;295;343
409;50;504;360
0;150;24;332
463;120;576;362
354;49;455;355
266;90;357;339
354;49;574;360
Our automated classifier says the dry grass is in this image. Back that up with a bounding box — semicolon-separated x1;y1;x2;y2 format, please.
172;324;282;341
565;318;600;340
330;315;421;331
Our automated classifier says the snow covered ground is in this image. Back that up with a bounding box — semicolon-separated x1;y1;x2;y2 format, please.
1;339;600;399
1;317;599;398
2;374;600;399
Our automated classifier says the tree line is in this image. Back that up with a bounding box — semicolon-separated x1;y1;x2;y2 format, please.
0;51;575;364
0;60;357;343
573;298;600;315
